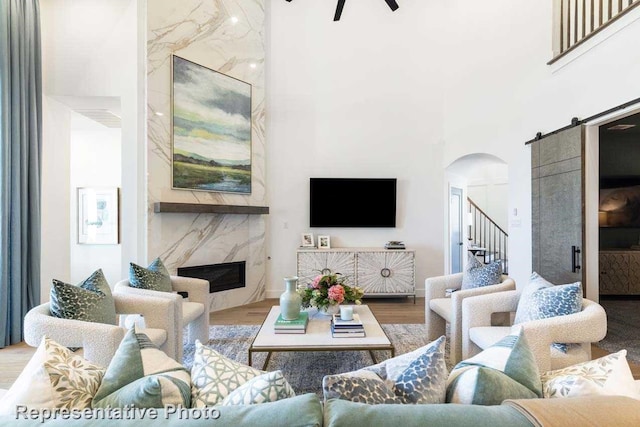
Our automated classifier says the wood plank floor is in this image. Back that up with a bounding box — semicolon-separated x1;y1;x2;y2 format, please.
0;297;637;389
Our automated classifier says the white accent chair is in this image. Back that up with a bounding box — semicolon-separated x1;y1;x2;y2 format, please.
462;290;607;373
425;273;515;364
24;293;174;367
114;275;209;361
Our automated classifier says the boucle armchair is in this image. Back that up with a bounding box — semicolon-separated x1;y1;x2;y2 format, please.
461;290;607;372
425;272;515;364
114;275;209;361
24;293;174;367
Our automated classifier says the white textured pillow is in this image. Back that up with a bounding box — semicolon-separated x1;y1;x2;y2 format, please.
191;340;265;407
221;370;296;405
0;337;104;416
542;350;640;400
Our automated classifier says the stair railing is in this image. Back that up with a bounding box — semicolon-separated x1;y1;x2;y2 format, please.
467;197;509;274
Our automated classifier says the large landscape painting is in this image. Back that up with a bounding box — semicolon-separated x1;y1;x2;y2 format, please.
172;55;252;193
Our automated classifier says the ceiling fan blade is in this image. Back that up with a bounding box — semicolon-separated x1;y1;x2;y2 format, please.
334;0;346;21
384;0;399;11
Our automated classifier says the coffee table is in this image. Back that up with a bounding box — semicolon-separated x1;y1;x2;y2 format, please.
248;305;395;370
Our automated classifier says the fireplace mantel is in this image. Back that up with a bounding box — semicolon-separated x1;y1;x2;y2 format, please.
154;202;269;215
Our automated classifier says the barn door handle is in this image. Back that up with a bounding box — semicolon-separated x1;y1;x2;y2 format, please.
572;246;581;273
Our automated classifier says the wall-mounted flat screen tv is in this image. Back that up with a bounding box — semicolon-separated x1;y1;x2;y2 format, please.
310;178;397;227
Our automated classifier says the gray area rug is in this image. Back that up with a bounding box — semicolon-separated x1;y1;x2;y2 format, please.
597;299;640;363
183;324;441;395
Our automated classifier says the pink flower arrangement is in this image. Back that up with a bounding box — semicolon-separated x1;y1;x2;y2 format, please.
299;273;364;311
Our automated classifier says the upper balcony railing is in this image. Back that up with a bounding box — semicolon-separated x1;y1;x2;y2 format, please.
551;0;640;63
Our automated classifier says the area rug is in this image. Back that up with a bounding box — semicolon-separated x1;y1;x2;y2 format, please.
597;299;640;363
183;324;441;395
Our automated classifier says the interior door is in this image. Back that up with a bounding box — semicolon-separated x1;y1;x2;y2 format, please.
450;187;463;274
531;125;585;286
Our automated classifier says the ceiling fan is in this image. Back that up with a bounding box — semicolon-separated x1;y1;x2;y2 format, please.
285;0;400;21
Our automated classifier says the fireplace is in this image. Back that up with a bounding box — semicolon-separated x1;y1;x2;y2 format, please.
177;261;246;293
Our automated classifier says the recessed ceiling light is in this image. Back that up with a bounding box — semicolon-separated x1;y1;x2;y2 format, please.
230;16;239;24
607;124;636;130
249;63;257;69
155;112;164;117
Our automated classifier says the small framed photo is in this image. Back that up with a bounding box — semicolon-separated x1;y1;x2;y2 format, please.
301;233;315;247
78;187;120;244
318;235;331;249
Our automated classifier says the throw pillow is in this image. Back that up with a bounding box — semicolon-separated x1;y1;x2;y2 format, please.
542;350;640;400
461;256;503;290
92;328;191;408
191;340;265;407
446;366;539;405
446;329;542;404
129;257;172;292
513;272;582;352
221;371;296;405
323;336;448;404
49;269;117;325
0;337;105;416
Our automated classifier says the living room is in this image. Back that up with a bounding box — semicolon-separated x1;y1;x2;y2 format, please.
2;0;640;425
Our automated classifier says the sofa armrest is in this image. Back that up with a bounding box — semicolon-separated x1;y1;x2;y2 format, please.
462;289;520;330
170;275;209;306
114;293;176;333
425;272;464;301
113;279;184;303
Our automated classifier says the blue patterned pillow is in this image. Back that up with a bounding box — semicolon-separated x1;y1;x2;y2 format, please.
50;269;116;325
461;256;503;290
129;258;172;292
514;273;582;352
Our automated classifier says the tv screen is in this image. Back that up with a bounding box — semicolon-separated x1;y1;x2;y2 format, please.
310;178;397;227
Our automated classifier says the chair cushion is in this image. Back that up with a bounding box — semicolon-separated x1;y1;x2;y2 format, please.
92;328;191;408
50;269;117;325
0;337;105;415
323;336;448;404
542;350;640;400
469;326;511;350
129;257;172;292
461;256;503;290
429;298;453;322
513;272;582;352
448;329;542;404
183;301;205;324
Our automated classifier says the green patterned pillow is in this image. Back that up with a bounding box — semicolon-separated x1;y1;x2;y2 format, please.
50;269;116;325
221;371;296;405
191;340;265;407
446;366;538;405
446;329;542;405
92;328;191;408
0;337;104;416
129;257;172;292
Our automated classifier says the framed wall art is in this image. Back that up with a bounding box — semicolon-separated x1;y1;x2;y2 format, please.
171;55;252;194
78;187;119;244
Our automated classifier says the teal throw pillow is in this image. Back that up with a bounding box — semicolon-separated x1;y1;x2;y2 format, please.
50;269;116;325
92;328;191;408
129;257;172;292
514;272;583;352
446;329;541;405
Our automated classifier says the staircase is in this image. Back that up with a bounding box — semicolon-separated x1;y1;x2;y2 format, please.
467;197;509;274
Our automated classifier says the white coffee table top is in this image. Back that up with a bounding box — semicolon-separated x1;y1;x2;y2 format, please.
250;305;392;351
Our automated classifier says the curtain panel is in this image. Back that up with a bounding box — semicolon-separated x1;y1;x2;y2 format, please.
0;0;42;347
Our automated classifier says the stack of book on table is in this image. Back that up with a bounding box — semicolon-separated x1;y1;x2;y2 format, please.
274;311;309;334
331;313;365;338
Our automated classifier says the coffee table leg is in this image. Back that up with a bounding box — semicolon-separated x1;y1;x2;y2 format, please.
262;351;272;370
248;349;253;366
369;350;378;365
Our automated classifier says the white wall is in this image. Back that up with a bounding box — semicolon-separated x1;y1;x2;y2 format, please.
442;1;640;294
69;114;122;285
267;1;447;296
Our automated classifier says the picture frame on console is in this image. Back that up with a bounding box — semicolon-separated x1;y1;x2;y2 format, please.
77;187;119;245
301;233;315;247
171;54;252;194
318;235;331;249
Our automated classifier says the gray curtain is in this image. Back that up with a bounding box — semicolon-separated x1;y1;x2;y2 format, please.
0;0;42;347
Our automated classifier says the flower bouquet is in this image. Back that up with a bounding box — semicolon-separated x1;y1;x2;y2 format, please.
298;273;364;311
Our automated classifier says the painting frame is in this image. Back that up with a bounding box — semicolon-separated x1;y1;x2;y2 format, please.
301;233;315;247
171;54;253;194
77;187;120;245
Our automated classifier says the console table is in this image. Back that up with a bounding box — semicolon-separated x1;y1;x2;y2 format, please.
296;247;415;301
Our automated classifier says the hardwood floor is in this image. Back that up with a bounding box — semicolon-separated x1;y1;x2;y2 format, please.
1;296;638;389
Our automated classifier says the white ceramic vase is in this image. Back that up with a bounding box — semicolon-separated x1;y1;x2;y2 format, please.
280;276;302;320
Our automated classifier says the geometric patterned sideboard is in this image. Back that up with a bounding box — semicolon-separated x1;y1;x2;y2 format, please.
599;250;640;295
297;248;415;300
